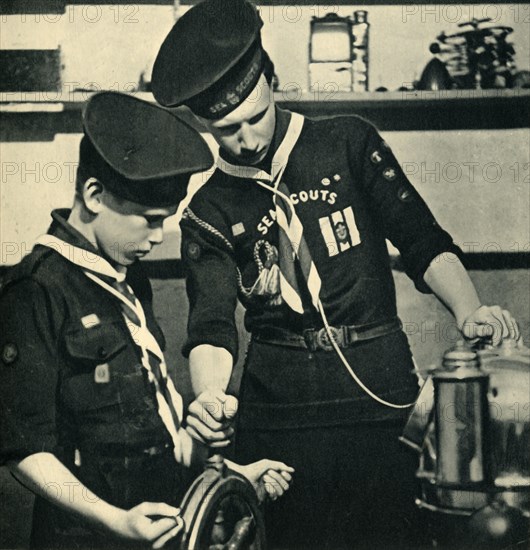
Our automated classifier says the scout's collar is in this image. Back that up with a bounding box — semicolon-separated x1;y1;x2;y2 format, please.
34;234;127;283
50;208;101;256
216;112;305;183
35;233;186;448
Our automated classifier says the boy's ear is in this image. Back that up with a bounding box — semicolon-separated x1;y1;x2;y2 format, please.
81;178;105;214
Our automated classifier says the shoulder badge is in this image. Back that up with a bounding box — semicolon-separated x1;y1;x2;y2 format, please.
370;151;383;164
383;167;397;181
398;186;413;202
94;363;110;384
231;222;246;237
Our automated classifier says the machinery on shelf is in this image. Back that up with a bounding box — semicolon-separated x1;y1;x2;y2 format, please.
419;18;526;90
401;339;530;548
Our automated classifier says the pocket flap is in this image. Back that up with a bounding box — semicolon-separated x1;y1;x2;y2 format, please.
64;321;128;362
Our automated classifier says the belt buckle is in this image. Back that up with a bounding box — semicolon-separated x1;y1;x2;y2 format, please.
303;329;318;352
143;445;159;456
143;443;168;456
316;326;341;351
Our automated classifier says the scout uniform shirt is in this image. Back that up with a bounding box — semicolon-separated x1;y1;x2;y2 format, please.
181;109;459;549
0;210;185;545
180;110;461;360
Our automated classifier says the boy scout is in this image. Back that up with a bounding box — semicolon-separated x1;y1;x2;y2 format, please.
0;92;293;549
152;1;519;547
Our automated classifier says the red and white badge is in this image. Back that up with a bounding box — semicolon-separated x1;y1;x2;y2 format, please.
319;206;361;257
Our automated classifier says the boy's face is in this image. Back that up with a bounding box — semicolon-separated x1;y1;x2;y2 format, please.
199;74;276;166
93;191;177;267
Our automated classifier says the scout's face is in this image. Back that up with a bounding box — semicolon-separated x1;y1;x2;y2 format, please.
97;193;177;267
83;181;177;267
199;74;276;166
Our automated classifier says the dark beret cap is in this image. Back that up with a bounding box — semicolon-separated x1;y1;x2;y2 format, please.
80;91;213;207
152;0;267;118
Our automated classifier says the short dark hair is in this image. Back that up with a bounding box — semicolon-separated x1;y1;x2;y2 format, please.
75;164;90;195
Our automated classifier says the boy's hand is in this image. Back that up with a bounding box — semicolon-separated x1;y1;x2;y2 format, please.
113;502;183;549
461;305;519;346
186;390;238;448
236;459;294;501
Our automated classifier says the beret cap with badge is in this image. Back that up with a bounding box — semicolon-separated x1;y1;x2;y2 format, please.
80;91;213;207
152;0;274;119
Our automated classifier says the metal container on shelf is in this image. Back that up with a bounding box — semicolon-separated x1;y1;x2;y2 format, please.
309;13;353;93
351;10;370;92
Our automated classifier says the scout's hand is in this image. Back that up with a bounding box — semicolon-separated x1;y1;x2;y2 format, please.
114;502;183;549
237;459;295;501
461;305;520;346
186;389;238;448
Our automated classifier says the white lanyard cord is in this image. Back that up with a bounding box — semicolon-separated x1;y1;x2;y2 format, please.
318;299;415;409
255;183;415;409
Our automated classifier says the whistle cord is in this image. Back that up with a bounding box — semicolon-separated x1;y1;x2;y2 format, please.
318;299;416;409
253;182;415;409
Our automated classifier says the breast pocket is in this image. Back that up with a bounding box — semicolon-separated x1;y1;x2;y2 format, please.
61;321;140;412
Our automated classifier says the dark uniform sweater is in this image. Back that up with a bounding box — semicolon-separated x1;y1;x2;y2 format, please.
181;111;458;549
181;112;461;361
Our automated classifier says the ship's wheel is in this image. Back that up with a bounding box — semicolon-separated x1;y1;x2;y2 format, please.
178;455;266;550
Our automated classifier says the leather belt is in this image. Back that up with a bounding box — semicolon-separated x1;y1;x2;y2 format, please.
253;318;402;352
80;441;172;458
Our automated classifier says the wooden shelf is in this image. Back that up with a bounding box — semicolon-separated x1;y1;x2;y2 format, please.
1;89;528;141
277;89;530;130
2;89;527;106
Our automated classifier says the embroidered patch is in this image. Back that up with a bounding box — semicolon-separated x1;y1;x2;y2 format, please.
81;313;101;329
319;206;361;257
94;363;110;384
370;151;383;164
2;343;18;366
334;222;349;243
256;240;279;270
231;222;246;237
186;242;201;261
383;167;397;181
398;187;413;202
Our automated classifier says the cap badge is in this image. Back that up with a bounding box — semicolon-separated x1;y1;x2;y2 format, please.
226;91;240;106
